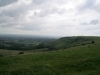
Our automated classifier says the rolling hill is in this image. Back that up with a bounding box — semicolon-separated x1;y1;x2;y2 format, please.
0;36;100;75
46;36;96;50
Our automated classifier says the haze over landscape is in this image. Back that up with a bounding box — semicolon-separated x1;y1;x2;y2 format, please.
0;0;100;37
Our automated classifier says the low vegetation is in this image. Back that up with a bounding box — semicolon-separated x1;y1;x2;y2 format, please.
0;36;100;75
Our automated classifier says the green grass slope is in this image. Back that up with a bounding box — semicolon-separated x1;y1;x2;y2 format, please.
0;36;100;75
46;36;95;50
0;43;100;74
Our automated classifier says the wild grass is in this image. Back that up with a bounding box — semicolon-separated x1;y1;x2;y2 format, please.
0;36;100;75
0;43;100;75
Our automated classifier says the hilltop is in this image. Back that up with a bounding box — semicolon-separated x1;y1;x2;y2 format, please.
46;36;97;50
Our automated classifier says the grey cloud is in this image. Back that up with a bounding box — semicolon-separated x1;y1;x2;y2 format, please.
81;22;88;25
0;16;14;26
93;4;100;12
0;1;43;31
81;19;100;25
20;24;40;31
0;22;17;28
0;21;42;31
0;4;30;18
13;22;42;31
90;19;99;25
32;0;47;5
79;0;95;10
0;0;18;7
32;0;68;17
85;26;100;31
32;0;69;5
34;7;66;17
0;1;34;24
78;0;100;12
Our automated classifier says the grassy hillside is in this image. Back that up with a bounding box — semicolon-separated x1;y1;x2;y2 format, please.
0;36;100;75
46;36;95;50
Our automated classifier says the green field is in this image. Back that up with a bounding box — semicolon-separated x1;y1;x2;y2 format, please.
0;36;100;75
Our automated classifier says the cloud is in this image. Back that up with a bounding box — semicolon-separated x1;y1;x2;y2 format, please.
78;0;100;13
0;0;100;36
0;1;32;17
32;0;47;5
34;7;66;17
81;19;100;25
0;0;18;7
78;0;96;10
32;0;69;5
90;19;99;25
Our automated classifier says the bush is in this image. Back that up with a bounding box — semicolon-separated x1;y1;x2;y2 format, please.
18;52;24;54
81;43;85;45
91;41;95;43
0;54;3;57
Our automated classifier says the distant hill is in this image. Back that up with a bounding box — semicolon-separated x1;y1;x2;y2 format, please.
46;36;96;50
0;35;99;51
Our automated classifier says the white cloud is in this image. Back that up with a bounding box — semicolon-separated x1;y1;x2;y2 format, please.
0;0;100;37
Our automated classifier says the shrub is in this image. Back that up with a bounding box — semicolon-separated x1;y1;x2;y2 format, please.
18;52;24;54
0;54;3;57
81;43;85;45
91;41;95;44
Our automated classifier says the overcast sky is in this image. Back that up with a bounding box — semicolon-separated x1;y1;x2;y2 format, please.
0;0;100;37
